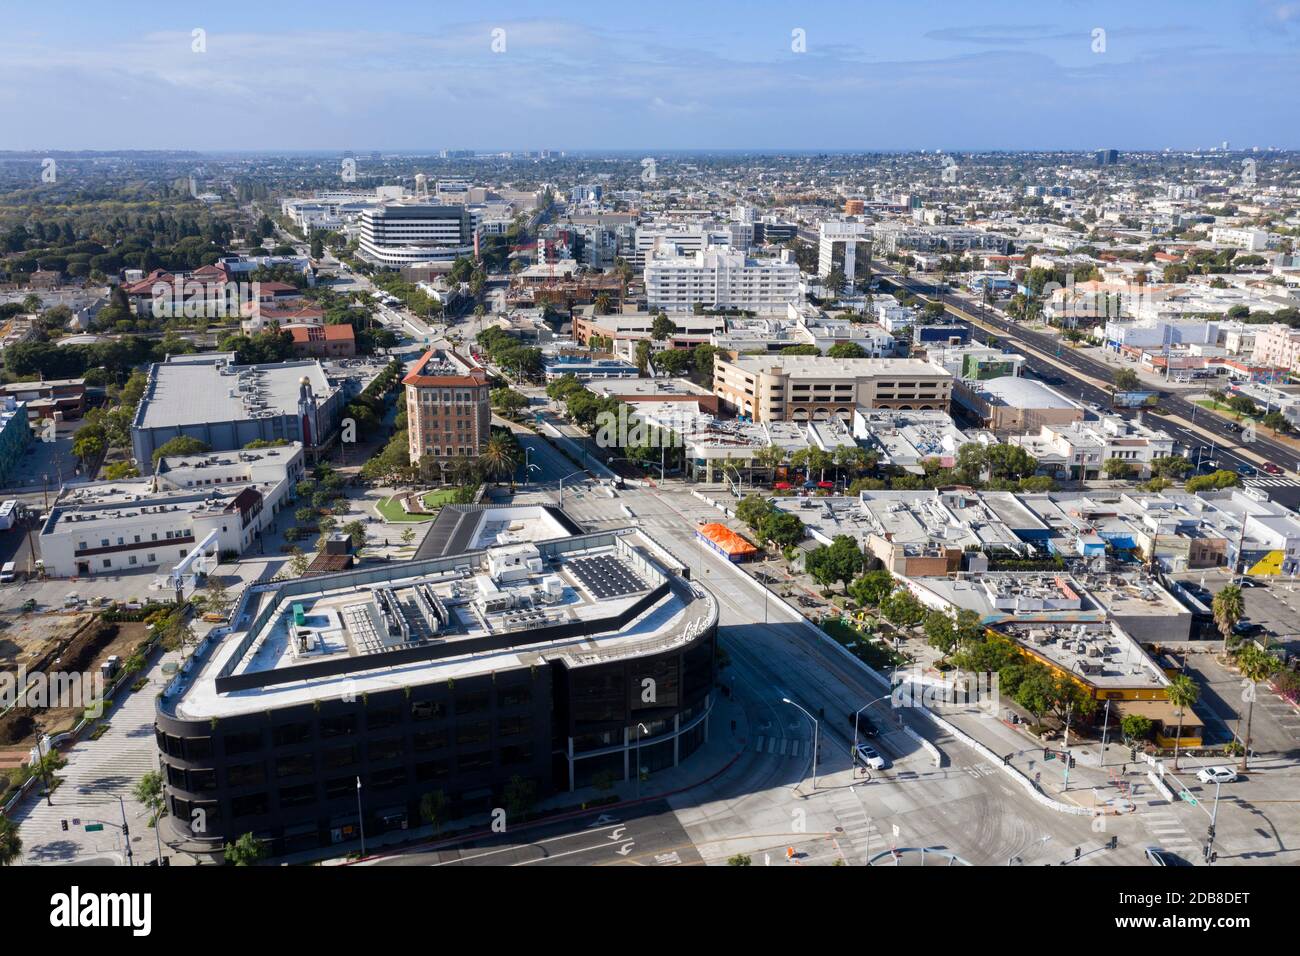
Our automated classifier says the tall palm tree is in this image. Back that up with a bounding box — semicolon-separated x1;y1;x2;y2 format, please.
479;434;516;488
0;815;21;866
1236;645;1280;771
1167;674;1200;770
1212;584;1244;646
449;455;480;488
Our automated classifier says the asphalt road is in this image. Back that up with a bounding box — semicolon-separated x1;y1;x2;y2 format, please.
371;800;703;867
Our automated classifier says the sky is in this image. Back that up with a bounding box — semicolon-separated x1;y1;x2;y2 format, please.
1;0;1298;153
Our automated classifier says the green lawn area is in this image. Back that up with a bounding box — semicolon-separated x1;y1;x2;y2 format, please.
422;489;458;510
376;488;463;523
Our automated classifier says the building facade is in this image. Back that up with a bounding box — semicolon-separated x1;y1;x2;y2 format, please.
713;355;953;423
358;203;475;267
403;348;492;468
644;247;801;315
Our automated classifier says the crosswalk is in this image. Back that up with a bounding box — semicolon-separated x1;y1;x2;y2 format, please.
1244;478;1300;489
13;661;173;864
750;734;806;758
1142;809;1200;853
825;788;887;863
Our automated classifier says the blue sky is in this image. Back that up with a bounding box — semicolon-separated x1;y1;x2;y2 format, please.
2;0;1298;152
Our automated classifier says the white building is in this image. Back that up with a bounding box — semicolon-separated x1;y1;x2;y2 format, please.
39;444;305;578
645;246;801;315
1009;417;1175;480
1211;227;1273;252
632;224;731;268
818;221;870;286
357;203;474;267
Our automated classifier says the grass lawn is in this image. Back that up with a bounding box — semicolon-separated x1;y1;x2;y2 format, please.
422;489;458;510
376;496;437;523
375;488;463;523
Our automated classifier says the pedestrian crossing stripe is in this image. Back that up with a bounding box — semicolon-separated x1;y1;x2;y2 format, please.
1245;478;1300;488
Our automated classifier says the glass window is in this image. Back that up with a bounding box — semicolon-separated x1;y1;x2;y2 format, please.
231;792;269;818
227;762;266;787
367;705;402;731
273;722;311;747
411;699;446;721
279;783;316;808
224;730;263;756
276;753;315;779
320;714;357;738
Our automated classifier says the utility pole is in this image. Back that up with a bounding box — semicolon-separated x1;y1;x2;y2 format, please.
119;796;133;866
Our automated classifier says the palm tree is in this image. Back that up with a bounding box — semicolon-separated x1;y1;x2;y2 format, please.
1212;584;1244;646
1166;674;1200;770
479;434;516;487
1236;645;1279;771
0;815;21;866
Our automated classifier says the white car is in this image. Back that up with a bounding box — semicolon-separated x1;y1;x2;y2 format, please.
854;743;886;770
1196;766;1238;785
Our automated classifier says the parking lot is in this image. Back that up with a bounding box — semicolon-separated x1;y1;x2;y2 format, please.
1170;567;1300;658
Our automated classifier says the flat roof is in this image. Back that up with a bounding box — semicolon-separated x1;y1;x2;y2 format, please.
161;528;715;720
137;359;334;430
972;376;1079;409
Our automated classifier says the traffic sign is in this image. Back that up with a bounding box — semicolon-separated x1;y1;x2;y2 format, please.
1180;791;1198;807
85;823;105;832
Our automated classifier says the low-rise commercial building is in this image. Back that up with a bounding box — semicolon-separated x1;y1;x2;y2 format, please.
39;443;304;578
714;355;952;423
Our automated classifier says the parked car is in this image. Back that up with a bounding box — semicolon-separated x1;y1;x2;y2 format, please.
1145;847;1192;866
1239;577;1264;588
1232;620;1264;637
854;743;887;770
1196;766;1239;785
1262;461;1284;475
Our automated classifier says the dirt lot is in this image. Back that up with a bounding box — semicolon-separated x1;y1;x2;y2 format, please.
0;614;153;749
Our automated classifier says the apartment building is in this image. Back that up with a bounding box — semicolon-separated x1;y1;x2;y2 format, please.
358;203;474;267
1251;323;1300;374
403;348;491;467
632;224;731;268
0;397;31;487
645;247;801;315
713;355;952;423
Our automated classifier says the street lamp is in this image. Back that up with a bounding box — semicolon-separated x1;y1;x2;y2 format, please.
781;698;820;791
634;722;649;799
355;776;366;857
852;694;893;772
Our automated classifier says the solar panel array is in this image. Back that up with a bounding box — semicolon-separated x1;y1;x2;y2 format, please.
569;554;647;600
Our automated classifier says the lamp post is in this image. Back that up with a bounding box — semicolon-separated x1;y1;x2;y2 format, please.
634;722;649;800
355;776;366;857
781;698;819;791
852;694;893;773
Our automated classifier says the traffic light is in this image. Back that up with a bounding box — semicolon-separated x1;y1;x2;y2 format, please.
1108;836;1118;850
1068;754;1077;769
60;819;68;831
1074;846;1081;861
1130;747;1138;762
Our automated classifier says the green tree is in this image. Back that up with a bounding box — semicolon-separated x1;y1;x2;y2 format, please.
826;341;867;359
1120;714;1153;746
1102;457;1136;480
1111;368;1140;392
1166;674;1200;771
804;535;865;591
479;433;517;487
848;569;895;607
727;853;753;866
1213;584;1244;646
736;494;774;532
224;832;268;866
1236;644;1279;771
923;609;958;656
759;510;804;550
0;815;22;866
151;435;211;464
880;588;924;629
650;314;677;341
419;790;449;835
133;770;167;825
503;775;537;819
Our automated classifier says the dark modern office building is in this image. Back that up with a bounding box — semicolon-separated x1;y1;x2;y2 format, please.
155;515;717;857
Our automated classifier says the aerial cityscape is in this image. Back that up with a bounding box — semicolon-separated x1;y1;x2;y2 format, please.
2;0;1297;931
